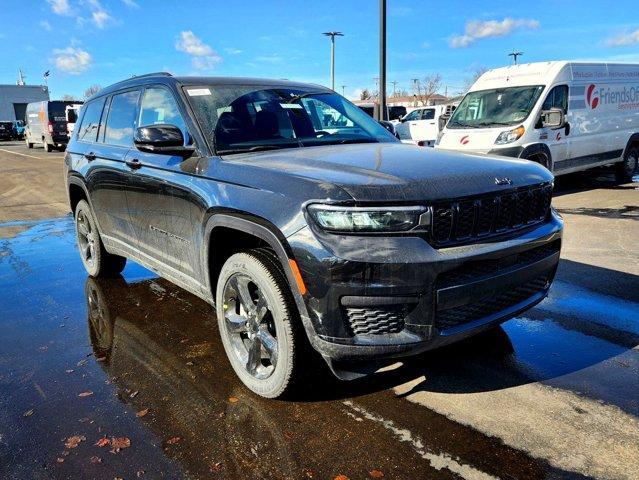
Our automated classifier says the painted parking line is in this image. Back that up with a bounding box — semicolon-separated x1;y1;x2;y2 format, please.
0;148;63;160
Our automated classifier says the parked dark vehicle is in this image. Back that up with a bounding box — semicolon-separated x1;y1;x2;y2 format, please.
25;100;77;151
64;73;563;398
0;121;14;140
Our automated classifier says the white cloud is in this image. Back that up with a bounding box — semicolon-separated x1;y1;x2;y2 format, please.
40;20;53;31
53;46;92;74
91;9;111;28
175;31;221;70
86;0;113;29
606;29;639;47
47;0;71;15
225;48;243;55
450;18;540;48
121;0;139;7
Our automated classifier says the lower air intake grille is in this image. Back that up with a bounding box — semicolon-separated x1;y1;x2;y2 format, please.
345;306;406;336
435;274;550;331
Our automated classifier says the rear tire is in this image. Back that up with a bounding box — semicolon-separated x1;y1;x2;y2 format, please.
616;146;638;182
44;141;52;152
216;250;304;398
26;138;33;149
74;200;127;277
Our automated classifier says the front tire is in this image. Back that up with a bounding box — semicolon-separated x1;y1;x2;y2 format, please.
44;141;52;152
26;137;33;149
216;250;302;398
74;200;126;277
616;146;638;182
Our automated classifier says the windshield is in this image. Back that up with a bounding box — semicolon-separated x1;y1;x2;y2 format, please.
185;86;396;154
448;85;544;128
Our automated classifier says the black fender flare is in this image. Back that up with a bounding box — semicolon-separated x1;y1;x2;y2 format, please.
622;133;639;159
202;213;312;326
519;143;553;171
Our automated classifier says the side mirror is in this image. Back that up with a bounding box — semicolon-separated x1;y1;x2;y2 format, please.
134;124;195;157
378;120;396;135
540;108;565;129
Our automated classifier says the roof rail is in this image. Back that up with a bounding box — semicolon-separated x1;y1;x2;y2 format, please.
131;72;173;79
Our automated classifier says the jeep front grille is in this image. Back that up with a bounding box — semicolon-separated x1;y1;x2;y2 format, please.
431;183;553;247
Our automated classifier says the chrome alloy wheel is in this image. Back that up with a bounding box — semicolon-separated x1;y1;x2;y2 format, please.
222;274;278;380
76;210;96;268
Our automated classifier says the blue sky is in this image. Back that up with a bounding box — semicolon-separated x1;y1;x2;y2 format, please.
2;0;639;100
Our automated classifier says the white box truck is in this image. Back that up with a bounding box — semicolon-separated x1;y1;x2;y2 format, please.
435;61;639;180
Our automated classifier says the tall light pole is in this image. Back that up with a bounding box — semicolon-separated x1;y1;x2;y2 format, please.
322;31;343;90
340;85;347;96
378;0;387;121
509;50;523;65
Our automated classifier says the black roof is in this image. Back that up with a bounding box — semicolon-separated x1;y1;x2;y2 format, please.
88;73;330;102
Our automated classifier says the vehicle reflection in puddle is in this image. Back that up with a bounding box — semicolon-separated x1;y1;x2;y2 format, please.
2;217;638;479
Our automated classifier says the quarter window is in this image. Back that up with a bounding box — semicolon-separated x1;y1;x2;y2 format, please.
77;98;105;142
138;88;187;139
104;90;140;147
542;85;568;113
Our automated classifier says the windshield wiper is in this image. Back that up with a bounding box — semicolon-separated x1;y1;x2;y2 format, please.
216;144;298;155
475;121;513;127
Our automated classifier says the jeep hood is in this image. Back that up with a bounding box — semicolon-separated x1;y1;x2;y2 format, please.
222;143;552;202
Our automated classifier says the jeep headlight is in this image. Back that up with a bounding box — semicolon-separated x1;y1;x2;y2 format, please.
307;205;430;233
494;125;525;145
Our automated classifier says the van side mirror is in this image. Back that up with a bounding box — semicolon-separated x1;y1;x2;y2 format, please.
134;124;195;157
540;108;565;129
378;120;396;135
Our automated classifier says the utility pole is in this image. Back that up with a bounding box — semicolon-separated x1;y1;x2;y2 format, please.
390;80;398;97
377;0;387;121
322;31;344;90
340;85;347;96
508;50;523;65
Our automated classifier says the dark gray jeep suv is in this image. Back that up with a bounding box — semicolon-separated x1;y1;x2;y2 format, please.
64;73;563;397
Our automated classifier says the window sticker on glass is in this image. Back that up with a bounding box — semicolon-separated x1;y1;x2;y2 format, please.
187;88;212;96
279;103;304;109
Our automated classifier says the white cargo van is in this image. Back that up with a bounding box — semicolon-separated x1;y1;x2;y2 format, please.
436;61;639;180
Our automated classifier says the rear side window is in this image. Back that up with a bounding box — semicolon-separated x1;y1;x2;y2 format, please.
104;90;140;147
77;99;105;143
422;109;435;120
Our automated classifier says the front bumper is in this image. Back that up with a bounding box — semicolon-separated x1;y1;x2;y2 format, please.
287;211;563;367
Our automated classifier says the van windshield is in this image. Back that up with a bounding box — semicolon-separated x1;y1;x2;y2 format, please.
448;85;544;128
185;85;396;155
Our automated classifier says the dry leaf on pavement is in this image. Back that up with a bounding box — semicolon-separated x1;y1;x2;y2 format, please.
65;435;86;449
78;391;93;398
228;396;239;403
136;408;149;417
95;437;110;448
110;437;131;453
370;470;385;478
166;436;180;445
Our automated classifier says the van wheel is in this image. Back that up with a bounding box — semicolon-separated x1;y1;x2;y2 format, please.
44;142;53;152
526;152;551;171
26;139;33;149
616;146;638;182
216;250;303;398
74;200;127;277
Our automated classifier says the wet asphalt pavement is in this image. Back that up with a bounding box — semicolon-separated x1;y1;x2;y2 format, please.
0;141;638;480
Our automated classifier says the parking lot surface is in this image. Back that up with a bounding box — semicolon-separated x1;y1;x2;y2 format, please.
0;141;637;479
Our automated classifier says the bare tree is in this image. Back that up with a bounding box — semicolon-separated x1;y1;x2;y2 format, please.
83;84;102;100
463;67;488;93
359;88;372;100
61;94;76;101
417;74;441;106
